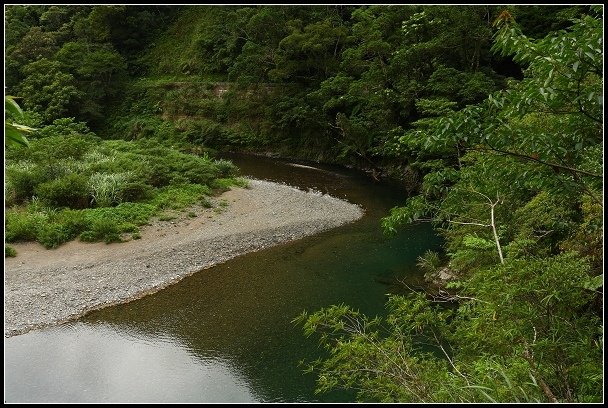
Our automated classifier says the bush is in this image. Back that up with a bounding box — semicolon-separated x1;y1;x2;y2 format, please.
5;245;17;258
36;223;76;249
210;177;246;191
4;120;242;248
84;202;157;229
185;119;227;145
5;210;46;242
29;134;99;162
35;173;90;209
6;206;91;248
53;209;90;237
36;117;96;139
88;172;133;207
151;184;211;210
416;250;441;273
79;217;122;244
213;159;239;177
5;162;49;204
120;180;154;202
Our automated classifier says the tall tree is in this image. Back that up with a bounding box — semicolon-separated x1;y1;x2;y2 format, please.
298;7;603;403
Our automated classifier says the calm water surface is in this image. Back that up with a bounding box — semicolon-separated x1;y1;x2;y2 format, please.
4;154;442;403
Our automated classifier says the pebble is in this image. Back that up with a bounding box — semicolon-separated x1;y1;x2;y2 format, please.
4;179;363;338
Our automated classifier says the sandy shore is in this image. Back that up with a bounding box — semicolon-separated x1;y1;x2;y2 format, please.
4;179;364;337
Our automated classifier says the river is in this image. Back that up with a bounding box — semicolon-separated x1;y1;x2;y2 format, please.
4;153;442;403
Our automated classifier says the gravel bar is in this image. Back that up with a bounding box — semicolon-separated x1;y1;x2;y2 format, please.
4;179;364;337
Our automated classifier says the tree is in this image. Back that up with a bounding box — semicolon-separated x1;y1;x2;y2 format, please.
6;25;58;88
295;252;602;402
56;40;126;124
298;7;603;403
17;58;80;124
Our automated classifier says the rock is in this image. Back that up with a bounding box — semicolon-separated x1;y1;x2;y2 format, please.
425;266;458;287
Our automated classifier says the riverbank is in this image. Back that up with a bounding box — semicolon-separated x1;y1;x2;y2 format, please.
4;179;364;338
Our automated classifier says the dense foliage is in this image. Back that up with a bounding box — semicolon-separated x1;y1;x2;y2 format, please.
5;5;240;251
4;4;603;402
5;5;176;126
296;7;603;403
5;117;241;248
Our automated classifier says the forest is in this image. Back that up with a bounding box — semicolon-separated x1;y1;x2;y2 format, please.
4;5;603;403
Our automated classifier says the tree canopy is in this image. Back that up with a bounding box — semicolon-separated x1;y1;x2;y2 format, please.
4;5;603;402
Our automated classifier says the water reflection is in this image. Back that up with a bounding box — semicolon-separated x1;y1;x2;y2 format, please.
4;154;442;402
4;323;259;403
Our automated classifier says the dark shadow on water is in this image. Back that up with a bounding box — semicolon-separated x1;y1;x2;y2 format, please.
5;153;443;403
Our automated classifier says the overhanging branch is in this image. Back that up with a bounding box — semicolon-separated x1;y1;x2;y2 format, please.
474;143;602;179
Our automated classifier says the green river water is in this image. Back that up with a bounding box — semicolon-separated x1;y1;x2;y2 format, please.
4;153;442;403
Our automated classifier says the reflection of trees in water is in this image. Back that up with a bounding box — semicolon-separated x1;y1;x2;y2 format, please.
83;239;346;402
76;157;438;402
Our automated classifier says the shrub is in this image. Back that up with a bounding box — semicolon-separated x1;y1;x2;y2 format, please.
211;177;246;191
88;172;133;207
120;223;139;233
159;213;177;221
120;180;154;202
85;202;157;227
36;117;96;139
35;173;90;208
5;162;49;204
29;134;99;161
213;159;239;177
53;209;89;237
5;210;47;242
81;149;117;172
5;245;17;257
416;250;441;274
152;184;211;210
113;202;157;225
6;207;90;248
79;217;122;244
36;223;75;249
4;121;242;248
185;119;226;145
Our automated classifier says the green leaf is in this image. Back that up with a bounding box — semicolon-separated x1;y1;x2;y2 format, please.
463;385;497;403
5;123;30;147
580;274;603;291
5;96;23;119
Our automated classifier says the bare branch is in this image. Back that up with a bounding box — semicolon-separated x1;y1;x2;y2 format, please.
467;187;493;205
446;220;491;228
431;328;470;386
475;143;602;179
431;290;491;304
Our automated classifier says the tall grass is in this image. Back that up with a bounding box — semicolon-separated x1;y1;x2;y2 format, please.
5;118;242;249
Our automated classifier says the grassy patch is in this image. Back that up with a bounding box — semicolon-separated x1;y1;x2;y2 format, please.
5;245;17;258
5;119;241;248
158;213;178;221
